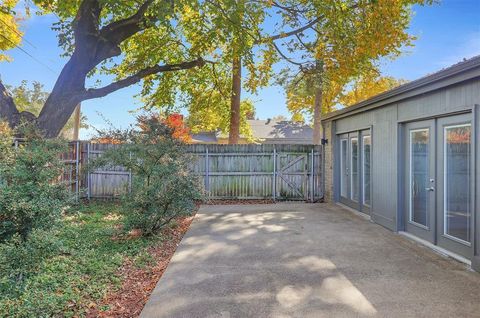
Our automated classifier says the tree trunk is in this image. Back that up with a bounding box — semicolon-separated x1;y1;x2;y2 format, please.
228;55;242;144
312;60;324;145
37;55;88;138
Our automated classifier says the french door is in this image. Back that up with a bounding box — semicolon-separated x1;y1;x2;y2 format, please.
404;114;472;258
404;120;436;243
339;130;371;213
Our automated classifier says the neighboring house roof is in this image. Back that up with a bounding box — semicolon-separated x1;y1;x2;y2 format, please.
323;55;480;121
246;119;313;142
191;119;314;143
190;131;218;143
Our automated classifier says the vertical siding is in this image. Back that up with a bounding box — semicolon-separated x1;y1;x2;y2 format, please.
330;78;480;232
371;106;398;230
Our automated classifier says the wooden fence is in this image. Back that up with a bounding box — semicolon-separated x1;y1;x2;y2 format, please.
65;142;324;201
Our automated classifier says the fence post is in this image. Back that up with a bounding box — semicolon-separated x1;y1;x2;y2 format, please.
75;141;80;201
87;142;91;200
310;148;314;202
128;151;132;194
272;147;276;201
205;147;210;194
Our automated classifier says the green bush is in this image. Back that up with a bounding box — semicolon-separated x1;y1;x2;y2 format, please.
0;126;70;242
93;114;203;236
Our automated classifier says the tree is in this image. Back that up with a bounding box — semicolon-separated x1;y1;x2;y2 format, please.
339;74;408;107
0;0;22;62
0;0;210;138
277;0;432;143
140;0;278;144
6;80;88;139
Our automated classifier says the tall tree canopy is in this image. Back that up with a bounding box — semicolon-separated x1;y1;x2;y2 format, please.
140;0;278;143
0;0;217;137
0;0;431;141
278;0;432;143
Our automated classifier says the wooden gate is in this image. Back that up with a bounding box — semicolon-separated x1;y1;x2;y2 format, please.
276;153;309;200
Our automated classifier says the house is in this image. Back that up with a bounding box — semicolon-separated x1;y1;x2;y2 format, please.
190;119;314;144
321;55;480;272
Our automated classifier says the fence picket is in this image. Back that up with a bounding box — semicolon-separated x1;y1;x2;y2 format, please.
62;142;323;201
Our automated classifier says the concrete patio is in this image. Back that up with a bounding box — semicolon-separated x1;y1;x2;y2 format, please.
141;203;480;318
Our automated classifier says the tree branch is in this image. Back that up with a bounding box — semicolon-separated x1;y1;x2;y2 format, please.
83;58;206;100
272;42;306;66
257;17;321;44
99;0;156;45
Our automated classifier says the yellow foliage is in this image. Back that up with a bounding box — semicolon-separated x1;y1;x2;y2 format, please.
285;0;429;120
0;0;22;62
340;75;408;107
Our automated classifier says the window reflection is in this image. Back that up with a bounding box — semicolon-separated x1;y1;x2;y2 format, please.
444;124;471;243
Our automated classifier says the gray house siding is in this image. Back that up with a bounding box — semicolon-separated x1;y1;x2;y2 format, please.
322;56;480;271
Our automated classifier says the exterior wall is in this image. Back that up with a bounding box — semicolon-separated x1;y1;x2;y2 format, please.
322;77;480;271
324;78;480;234
322;120;334;202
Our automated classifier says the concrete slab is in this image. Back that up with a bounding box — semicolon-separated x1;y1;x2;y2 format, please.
141;203;480;318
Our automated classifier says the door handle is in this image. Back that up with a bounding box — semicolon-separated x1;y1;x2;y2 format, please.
425;187;435;192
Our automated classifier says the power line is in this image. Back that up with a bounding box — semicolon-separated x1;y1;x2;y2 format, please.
0;18;37;49
0;33;57;74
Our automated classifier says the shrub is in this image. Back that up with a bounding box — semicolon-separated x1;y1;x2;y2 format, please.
92;114;203;236
0;124;71;242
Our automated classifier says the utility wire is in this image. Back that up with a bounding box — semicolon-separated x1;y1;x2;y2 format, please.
0;18;37;49
0;33;57;74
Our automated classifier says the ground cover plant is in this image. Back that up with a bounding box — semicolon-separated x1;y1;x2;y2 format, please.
0;202;194;317
0;116;201;317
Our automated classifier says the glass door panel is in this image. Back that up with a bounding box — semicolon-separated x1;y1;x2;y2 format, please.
350;137;359;202
436;114;472;258
444;124;471;243
340;139;348;198
409;129;429;227
404;120;435;243
362;135;371;208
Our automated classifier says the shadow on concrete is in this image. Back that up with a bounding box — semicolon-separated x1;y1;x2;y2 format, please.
141;203;480;318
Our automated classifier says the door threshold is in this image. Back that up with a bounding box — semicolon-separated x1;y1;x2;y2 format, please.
399;231;471;266
336;203;371;221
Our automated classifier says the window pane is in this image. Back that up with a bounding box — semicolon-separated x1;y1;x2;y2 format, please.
341;139;348;197
350;138;359;201
410;129;429;226
363;136;371;206
444;124;471;243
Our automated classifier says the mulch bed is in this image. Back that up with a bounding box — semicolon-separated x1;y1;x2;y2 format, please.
86;215;195;318
84;200;271;317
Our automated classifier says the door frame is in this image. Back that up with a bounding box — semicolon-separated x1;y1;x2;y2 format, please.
337;129;371;214
361;130;372;214
403;119;436;243
398;110;475;261
338;132;360;210
435;114;473;258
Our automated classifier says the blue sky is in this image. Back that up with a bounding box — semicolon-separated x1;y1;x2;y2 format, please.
0;0;479;139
